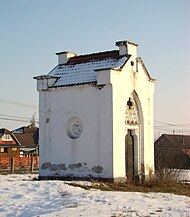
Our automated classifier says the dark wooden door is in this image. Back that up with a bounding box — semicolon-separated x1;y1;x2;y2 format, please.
125;130;134;180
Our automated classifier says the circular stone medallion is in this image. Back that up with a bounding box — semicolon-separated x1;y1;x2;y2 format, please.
66;116;83;139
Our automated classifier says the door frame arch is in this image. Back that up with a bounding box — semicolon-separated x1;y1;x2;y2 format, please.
124;90;144;179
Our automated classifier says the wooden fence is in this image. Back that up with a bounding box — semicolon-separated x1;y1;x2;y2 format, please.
0;156;39;174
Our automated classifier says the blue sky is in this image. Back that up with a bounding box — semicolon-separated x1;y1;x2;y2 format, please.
0;0;190;137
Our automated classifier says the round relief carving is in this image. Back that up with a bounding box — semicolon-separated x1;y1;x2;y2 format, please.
66;116;83;139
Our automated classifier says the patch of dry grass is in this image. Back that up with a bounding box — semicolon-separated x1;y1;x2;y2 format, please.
66;179;190;197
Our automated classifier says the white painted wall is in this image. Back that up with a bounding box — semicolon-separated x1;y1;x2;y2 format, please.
110;57;155;178
38;84;113;178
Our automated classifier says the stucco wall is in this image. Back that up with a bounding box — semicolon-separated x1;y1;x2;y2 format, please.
111;59;155;178
38;84;113;178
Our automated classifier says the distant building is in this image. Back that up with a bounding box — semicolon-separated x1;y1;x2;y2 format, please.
0;126;39;157
0;128;20;157
12;125;39;156
154;134;190;169
34;40;156;181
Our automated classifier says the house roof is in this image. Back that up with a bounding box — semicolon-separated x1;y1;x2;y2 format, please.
155;134;190;169
12;126;38;134
0;126;39;149
13;133;38;148
0;128;11;137
157;134;190;149
48;50;130;87
0;128;17;146
12;126;39;148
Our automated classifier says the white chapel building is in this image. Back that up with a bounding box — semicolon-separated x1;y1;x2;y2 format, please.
34;40;156;181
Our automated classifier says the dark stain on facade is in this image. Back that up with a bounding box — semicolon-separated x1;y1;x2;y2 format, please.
41;162;104;176
41;162;66;171
91;165;103;174
68;163;82;170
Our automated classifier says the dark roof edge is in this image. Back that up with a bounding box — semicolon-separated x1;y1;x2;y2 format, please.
55;51;77;55
95;55;131;72
33;74;60;80
67;50;119;59
137;57;156;82
49;81;97;89
162;133;190;138
116;40;138;47
58;50;120;66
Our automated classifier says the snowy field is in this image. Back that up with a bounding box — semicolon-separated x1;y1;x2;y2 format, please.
179;170;190;182
0;174;190;217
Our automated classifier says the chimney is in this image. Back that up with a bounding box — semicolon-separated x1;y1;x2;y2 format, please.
56;51;77;65
116;40;138;57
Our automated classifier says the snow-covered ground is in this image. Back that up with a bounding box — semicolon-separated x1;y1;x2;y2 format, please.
179;170;190;182
0;174;190;217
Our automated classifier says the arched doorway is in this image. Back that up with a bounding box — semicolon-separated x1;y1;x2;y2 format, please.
125;130;134;180
125;92;142;180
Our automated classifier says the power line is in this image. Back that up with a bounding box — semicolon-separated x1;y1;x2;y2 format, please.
154;120;190;127
154;120;176;126
0;117;30;123
1;109;190;134
0;114;39;124
0;117;39;124
0;114;32;120
0;99;38;109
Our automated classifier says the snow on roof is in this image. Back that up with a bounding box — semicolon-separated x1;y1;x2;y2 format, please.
48;50;130;87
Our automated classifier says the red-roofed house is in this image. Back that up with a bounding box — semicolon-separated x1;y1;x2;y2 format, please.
0;126;39;157
12;125;39;156
0;128;20;157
